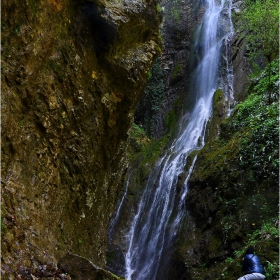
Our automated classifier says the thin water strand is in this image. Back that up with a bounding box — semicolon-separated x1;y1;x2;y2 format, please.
108;174;131;242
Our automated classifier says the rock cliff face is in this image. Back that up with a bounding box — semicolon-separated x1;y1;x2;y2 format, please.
135;0;206;138
168;87;279;279
107;1;279;279
1;0;161;277
105;0;207;274
166;5;279;278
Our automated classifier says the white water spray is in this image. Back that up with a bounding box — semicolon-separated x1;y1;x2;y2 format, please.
124;0;234;279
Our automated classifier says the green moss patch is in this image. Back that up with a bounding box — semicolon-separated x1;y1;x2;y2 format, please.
177;58;279;280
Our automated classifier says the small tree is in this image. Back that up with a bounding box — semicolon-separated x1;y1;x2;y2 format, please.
239;0;279;103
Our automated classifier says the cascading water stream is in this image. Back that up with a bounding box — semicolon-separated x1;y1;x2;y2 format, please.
124;0;234;279
108;174;131;242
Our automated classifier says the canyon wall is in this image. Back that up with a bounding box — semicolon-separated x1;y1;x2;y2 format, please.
135;0;206;138
166;2;279;279
1;0;161;277
107;0;279;279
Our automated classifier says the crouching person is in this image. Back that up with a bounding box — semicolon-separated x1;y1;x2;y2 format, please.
238;246;266;280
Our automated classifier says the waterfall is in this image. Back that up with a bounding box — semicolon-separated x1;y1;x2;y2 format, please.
124;0;234;279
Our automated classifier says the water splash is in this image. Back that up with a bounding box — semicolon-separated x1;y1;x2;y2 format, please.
124;0;234;279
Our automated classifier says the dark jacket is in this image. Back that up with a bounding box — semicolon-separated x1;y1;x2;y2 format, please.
242;254;266;275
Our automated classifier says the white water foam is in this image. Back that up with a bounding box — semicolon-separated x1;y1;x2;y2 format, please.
124;0;234;279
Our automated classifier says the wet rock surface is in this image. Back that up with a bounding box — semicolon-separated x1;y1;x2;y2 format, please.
106;0;207;272
231;0;249;101
106;244;126;277
135;0;206;138
1;0;161;277
109;0;277;278
58;253;125;280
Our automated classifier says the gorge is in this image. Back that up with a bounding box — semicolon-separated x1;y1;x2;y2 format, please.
1;0;279;279
124;0;234;278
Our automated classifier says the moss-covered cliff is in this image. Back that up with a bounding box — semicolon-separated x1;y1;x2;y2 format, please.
1;0;161;277
134;0;206;138
165;1;279;277
106;0;279;275
168;59;279;280
105;0;206;273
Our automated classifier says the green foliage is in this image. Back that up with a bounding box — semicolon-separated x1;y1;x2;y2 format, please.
220;271;228;278
172;64;182;79
156;4;162;12
238;219;279;279
135;57;165;137
265;260;279;280
60;229;66;242
127;123;151;159
247;218;278;241
222;218;279;280
130;123;146;137
171;7;180;22
127;121;172;175
147;70;152;80
164;96;182;135
164;110;176;132
225;257;234;264
230;59;278;126
238;100;278;180
251;59;280;103
253;61;279;92
188;58;279;279
143;135;169;162
236;0;279;103
238;0;279;62
225;59;279;186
